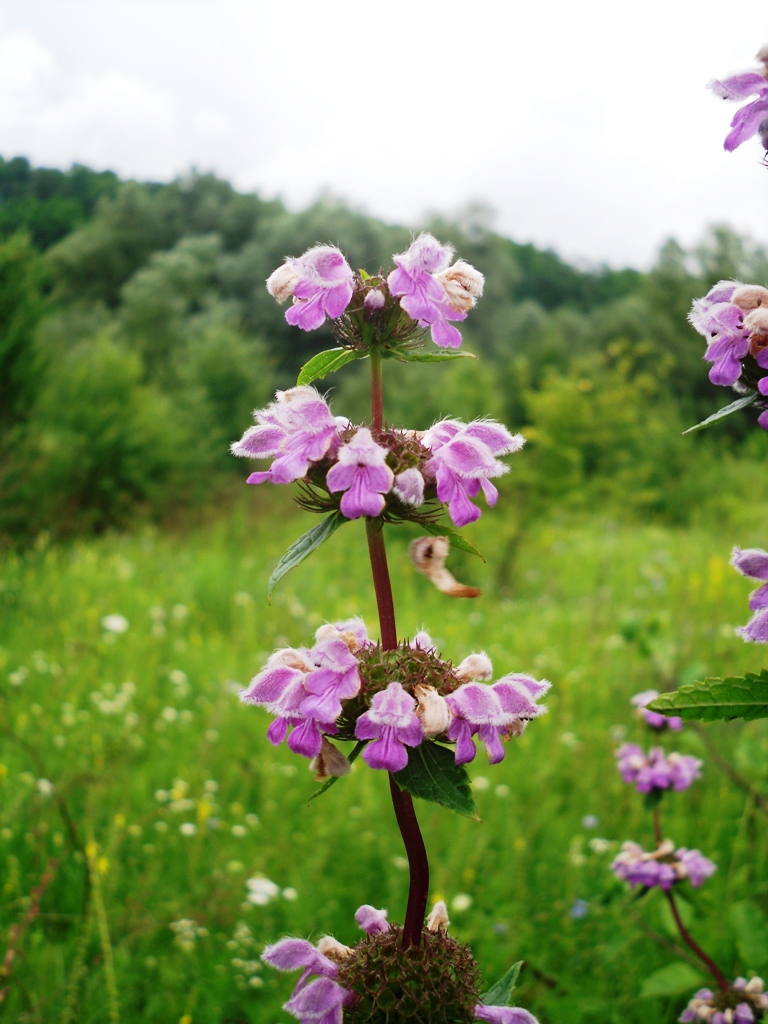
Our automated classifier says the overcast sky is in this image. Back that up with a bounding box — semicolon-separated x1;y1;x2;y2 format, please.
1;0;767;268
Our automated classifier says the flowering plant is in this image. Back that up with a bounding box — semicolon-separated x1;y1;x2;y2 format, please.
235;234;545;1021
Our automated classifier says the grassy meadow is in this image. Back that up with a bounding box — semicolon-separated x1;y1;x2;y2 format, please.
1;490;767;1024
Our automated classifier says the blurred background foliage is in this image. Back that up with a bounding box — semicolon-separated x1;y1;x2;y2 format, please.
2;155;768;541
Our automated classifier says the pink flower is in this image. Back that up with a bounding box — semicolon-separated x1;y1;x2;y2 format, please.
326;428;394;519
731;545;768;642
355;682;423;771
709;48;768;153
423;419;525;527
268;245;354;332
231;386;343;486
388;233;468;348
354;904;390;934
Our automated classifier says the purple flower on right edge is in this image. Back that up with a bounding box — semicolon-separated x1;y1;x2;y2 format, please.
730;546;768;642
709;45;768;153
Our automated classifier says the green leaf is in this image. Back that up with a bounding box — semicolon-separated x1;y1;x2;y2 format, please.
683;393;758;434
297;348;366;385
420;521;485;561
392;349;477;364
645;671;768;722
267;512;345;600
308;741;366;804
640;963;706;998
392;741;477;818
480;961;524;1006
730;901;768;968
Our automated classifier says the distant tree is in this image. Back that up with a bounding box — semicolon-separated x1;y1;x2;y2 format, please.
0;232;45;426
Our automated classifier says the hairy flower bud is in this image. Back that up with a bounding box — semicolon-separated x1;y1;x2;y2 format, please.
435;260;485;314
364;288;386;310
268;647;314;673
316;936;353;963
426;899;450;933
455;652;494;682
410;536;482;598
266;263;301;303
309;737;352;781
731;284;768;312
746;306;768;357
414;683;453;738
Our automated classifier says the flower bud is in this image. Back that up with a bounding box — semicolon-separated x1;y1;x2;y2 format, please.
454;652;493;682
364;288;386;311
746;306;768;356
409;536;481;599
414;684;452;738
745;978;765;994
355;905;390;935
393;468;425;507
435;260;485;314
316;936;353;963
314;623;360;652
266;263;301;303
268;648;314;673
309;738;352;781
503;719;528;739
731;284;768;312
426;899;450;933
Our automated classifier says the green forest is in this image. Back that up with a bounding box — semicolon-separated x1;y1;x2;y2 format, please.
2;154;768;542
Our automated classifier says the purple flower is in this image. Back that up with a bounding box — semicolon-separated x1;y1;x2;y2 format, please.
387;233;468;348
680;980;766;1024
569;899;589;919
301;638;361;723
611;840;715;891
492;673;550;720
231;386;343;486
423;419;525;528
631;690;683;732
731;545;768;642
689;282;768;393
268;245;354;332
615;745;701;793
355;681;423;771
445;683;515;765
326;428;394;519
474;1007;539;1024
677;847;717;888
262;936;351;1024
354;904;390;935
709;51;768;152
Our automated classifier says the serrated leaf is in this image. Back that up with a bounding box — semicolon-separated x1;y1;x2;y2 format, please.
308;741;366;804
297;348;366;385
480;961;524;1006
640;963;705;998
420;522;485;561
683;393;758;434
392;349;477;364
392;742;477;818
646;672;768;722
267;512;345;600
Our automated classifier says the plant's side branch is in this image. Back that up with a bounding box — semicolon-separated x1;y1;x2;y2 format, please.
693;723;768;815
0;857;58;1003
663;890;729;992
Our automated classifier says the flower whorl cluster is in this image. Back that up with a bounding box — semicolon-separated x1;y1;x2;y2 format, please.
241;623;549;773
262;902;539;1024
232;387;524;528
267;234;484;350
611;839;717;891
680;978;767;1024
632;690;683;731
709;45;768;153
689;281;768;426
615;744;702;794
731;546;768;642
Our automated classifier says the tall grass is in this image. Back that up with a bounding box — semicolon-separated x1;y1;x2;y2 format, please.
0;494;766;1023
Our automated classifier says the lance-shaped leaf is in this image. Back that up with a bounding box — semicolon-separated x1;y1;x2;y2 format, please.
480;961;524;1006
391;349;477;364
683;393;757;434
267;512;345;600
646;671;768;722
297;348;367;386
420;521;485;561
392;741;477;818
308;741;366;804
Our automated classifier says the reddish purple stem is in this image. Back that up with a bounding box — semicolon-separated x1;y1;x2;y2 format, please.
365;353;429;949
